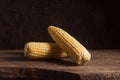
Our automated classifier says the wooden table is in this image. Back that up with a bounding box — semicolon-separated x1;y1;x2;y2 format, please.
0;50;120;80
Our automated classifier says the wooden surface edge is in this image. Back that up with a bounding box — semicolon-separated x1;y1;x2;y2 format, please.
0;67;120;80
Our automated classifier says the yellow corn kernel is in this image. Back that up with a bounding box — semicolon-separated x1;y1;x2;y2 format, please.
48;26;91;65
24;42;67;59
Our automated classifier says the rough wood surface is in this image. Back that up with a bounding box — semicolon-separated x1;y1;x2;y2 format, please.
0;50;120;80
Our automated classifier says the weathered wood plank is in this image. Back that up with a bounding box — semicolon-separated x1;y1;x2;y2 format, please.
0;50;120;80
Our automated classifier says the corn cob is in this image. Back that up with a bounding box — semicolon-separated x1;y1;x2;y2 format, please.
48;26;91;65
24;42;67;59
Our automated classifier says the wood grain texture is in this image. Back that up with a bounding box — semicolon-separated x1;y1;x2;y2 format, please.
0;0;120;49
0;50;120;80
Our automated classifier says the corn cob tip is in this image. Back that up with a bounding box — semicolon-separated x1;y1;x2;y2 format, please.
49;25;56;28
48;26;57;31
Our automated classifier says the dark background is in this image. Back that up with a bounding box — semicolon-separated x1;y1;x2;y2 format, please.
0;0;119;50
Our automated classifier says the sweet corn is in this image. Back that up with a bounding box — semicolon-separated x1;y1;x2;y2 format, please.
48;26;91;65
24;42;67;59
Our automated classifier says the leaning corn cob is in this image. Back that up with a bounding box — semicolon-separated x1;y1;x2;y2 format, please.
48;26;91;65
24;42;67;59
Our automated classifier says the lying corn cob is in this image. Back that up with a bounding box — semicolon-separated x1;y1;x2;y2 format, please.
24;42;67;59
48;26;91;65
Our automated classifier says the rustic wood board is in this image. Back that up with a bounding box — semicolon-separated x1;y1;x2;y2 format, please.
0;50;120;80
